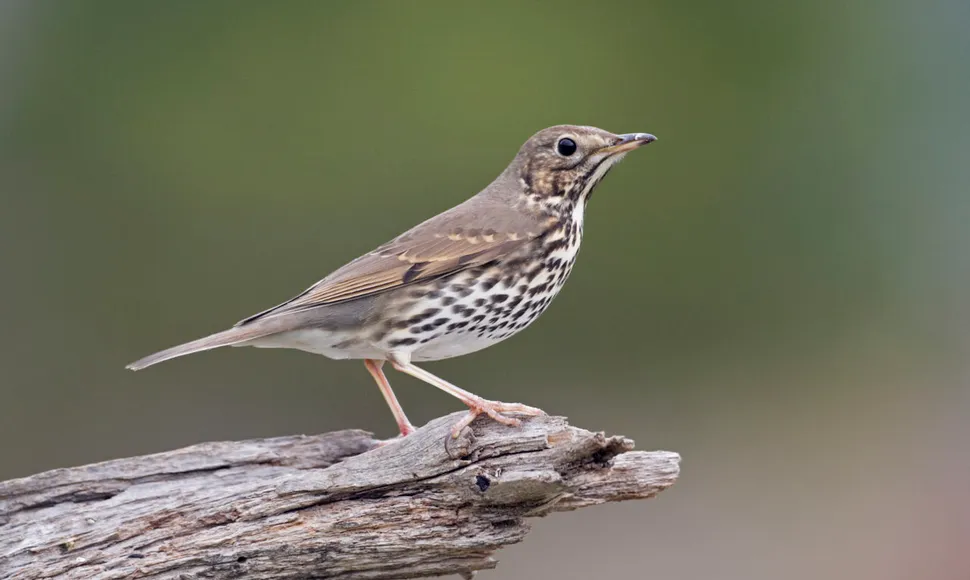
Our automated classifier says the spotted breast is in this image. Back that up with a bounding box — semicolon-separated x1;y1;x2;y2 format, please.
378;210;583;362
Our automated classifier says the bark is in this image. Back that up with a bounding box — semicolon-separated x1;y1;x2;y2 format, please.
0;413;680;579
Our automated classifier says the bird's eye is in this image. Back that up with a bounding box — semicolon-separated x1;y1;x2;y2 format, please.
556;138;577;157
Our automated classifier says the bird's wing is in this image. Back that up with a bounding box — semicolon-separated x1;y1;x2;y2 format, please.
236;199;551;326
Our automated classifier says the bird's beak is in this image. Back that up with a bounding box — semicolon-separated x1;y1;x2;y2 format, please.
599;133;657;156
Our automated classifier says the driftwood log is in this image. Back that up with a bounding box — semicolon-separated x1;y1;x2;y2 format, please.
0;413;680;579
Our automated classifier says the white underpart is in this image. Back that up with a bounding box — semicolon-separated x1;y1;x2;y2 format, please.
244;328;385;359
582;152;626;199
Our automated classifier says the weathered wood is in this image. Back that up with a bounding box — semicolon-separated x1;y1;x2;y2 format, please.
0;413;680;579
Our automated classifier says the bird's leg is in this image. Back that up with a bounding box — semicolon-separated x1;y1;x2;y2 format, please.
388;355;545;438
364;359;415;438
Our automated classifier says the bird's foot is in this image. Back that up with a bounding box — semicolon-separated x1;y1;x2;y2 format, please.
451;399;546;438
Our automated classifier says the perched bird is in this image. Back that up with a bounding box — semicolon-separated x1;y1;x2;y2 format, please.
128;125;656;438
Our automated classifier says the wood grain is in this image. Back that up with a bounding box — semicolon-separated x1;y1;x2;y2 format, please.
0;413;679;579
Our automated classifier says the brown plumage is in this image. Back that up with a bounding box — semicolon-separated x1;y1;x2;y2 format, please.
128;125;656;438
238;195;548;321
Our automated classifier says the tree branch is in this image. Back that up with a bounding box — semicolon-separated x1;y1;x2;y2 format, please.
0;413;680;579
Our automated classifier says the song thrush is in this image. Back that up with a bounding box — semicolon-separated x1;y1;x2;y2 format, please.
127;125;656;438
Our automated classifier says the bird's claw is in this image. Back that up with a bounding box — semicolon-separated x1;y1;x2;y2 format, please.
451;399;546;438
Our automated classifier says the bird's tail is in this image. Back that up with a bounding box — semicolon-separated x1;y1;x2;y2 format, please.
125;326;276;371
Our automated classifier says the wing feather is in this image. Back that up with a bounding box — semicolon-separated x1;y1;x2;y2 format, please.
236;199;550;326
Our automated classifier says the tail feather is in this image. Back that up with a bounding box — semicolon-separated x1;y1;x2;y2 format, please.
126;326;276;371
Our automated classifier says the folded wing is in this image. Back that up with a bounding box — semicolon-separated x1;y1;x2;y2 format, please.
236;199;551;326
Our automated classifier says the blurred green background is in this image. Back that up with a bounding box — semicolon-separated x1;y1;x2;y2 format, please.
1;1;968;578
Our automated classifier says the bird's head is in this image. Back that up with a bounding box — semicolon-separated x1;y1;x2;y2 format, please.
504;124;656;216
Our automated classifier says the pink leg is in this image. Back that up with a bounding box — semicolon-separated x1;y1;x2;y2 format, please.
388;355;545;438
364;359;415;437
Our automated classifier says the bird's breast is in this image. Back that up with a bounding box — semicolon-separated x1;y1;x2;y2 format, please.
375;220;584;361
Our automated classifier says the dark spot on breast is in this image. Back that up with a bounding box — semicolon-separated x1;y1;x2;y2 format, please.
389;337;418;347
433;317;449;327
408;308;441;325
545;238;567;252
504;256;529;269
490;294;509;303
441;296;457;306
480;278;499;291
528;283;550;298
474;298;487;307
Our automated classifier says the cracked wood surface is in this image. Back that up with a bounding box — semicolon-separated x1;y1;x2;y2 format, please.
0;413;680;579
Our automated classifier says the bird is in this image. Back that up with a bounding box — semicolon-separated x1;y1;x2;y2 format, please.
127;125;656;438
